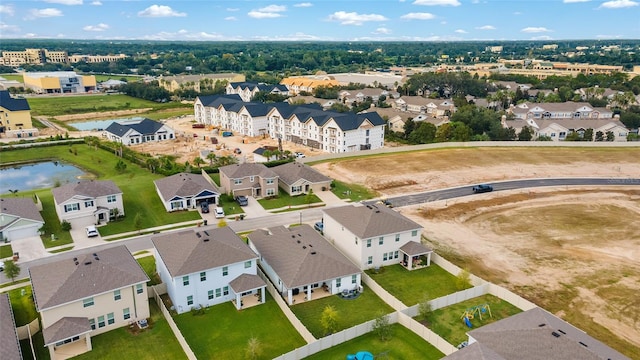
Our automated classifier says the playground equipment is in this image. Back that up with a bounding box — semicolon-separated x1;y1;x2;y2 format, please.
346;351;374;360
460;303;492;328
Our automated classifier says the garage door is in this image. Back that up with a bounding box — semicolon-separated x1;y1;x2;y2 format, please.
6;225;39;242
68;216;96;229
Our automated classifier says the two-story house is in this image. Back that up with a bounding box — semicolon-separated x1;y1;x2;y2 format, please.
0;90;37;138
0;197;44;242
51;180;124;228
104;118;175;146
218;163;279;199
248;225;362;305
29;245;149;359
322;204;432;271
152;227;266;314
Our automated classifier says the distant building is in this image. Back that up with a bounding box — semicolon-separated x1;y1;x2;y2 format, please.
104;118;175;145
0;48;68;66
0;90;37;138
68;54;127;64
486;46;503;53
226;82;289;102
23;72;96;94
158;73;245;93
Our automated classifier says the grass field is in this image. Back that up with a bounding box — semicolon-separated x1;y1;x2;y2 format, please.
0;244;13;258
258;191;322;209
0;73;23;82
7;285;38;326
330;179;378;201
92;74;143;83
27;94;186;117
303;323;444;360
136;255;161;286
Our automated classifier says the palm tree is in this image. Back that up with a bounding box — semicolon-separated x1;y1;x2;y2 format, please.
206;152;217;166
146;158;160;173
193;157;205;168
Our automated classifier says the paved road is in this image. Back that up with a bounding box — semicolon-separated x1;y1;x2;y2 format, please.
2;177;638;285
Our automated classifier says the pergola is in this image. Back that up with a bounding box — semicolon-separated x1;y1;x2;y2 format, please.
399;241;434;271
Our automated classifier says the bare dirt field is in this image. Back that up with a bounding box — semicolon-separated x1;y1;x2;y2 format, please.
316;147;640;358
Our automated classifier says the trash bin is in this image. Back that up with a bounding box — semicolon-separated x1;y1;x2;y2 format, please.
239;214;245;220
203;220;208;226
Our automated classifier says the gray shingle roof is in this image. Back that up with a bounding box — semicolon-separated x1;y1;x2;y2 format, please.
105;118;166;137
0;197;44;224
271;162;332;186
152;227;258;278
51;180;121;204
219;163;278;180
229;273;266;293
399;241;432;256
29;245;148;311
154;173;219;202
444;307;629;360
0;90;30;111
0;293;22;360
323;204;422;239
42;317;91;347
248;225;361;288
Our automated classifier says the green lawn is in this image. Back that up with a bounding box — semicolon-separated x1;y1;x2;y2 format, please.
219;194;245;216
73;302;187;360
136;256;161;286
425;294;522;347
26;94;186;117
366;264;469;306
6;285;38;326
174;293;305;360
258;191;322;210
0;73;23;82
290;285;395;338
35;191;73;248
92;74;143;83
330;180;378;202
0;144;201;240
20;331;49;360
303;323;444;360
0;244;13;258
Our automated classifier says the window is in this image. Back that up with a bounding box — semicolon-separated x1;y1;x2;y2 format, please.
183;276;190;286
366;129;370;136
187;296;193;306
208;290;214;300
367;256;373;265
379;237;384;245
292;185;303;193
234;179;242;185
250;176;255;182
411;230;418;237
336;278;341;288
216;288;221;297
136;284;143;294
223;286;229;296
107;312;115;325
222;266;228;276
107;195;116;203
64;203;80;213
200;272;206;282
394;251;399;259
123;308;130;320
352;274;357;284
83;297;94;308
244;260;251;268
266;188;276;196
395;234;400;242
383;253;388;261
366;239;371;248
266;178;274;185
84;200;94;207
89;318;96;330
114;290;121;301
98;316;105;328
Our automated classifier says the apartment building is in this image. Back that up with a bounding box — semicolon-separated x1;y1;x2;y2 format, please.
0;90;37;138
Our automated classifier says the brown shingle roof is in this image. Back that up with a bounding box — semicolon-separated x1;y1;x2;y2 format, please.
152;227;257;278
29;245;148;311
0;293;22;360
219;163;278;180
248;225;360;288
323;204;422;239
42;317;91;347
51;180;122;204
0;197;44;224
154;173;219;202
271;162;332;186
229;273;266;293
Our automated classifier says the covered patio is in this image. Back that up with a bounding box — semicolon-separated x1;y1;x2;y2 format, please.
399;241;433;271
229;273;267;310
44;317;93;360
289;282;335;304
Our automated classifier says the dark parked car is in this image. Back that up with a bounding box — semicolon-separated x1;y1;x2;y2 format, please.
200;201;210;213
472;184;493;193
235;195;248;206
314;222;324;234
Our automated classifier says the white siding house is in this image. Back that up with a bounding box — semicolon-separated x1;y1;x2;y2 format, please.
51;180;124;228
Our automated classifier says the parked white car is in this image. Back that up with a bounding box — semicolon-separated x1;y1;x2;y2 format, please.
295;152;306;158
214;207;225;219
85;225;99;237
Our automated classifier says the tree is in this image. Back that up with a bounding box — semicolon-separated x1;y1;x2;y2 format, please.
320;305;338;335
305;189;315;208
583;128;594;142
61;220;72;231
606;131;615;141
518;125;533;141
146;158;160;173
206;152;218;166
245;337;262;360
115;159;127;173
134;213;143;233
595;131;605;142
418;297;433;322
455;269;472;290
193;157;205;168
408;122;436;144
372;313;392;341
3;261;20;282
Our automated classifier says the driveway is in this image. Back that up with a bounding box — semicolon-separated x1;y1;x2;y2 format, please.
239;196;270;218
8;236;49;263
314;189;346;207
70;225;107;250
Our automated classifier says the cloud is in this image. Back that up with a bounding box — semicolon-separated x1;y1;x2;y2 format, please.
454;29;467;33
28;8;63;18
513;11;522;15
225;16;237;21
258;5;287;12
91;1;102;5
373;27;392;34
531;35;553;40
521;26;552;33
138;5;186;17
563;0;590;2
476;25;495;30
0;5;15;16
400;12;436;20
413;0;461;6
294;2;313;7
599;0;638;8
227;8;239;11
43;0;82;5
0;22;20;33
83;23;109;31
248;11;283;18
142;30;226;41
327;11;387;25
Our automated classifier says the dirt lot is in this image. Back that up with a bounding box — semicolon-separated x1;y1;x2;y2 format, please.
316;148;640;357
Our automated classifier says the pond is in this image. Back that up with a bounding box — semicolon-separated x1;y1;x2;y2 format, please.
69;116;145;131
0;161;92;194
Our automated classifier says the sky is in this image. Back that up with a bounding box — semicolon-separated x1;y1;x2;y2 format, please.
0;0;639;41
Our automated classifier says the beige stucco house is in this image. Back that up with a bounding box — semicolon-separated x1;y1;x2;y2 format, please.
218;163;279;199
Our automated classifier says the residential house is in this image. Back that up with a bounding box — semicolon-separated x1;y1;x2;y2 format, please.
0;293;23;360
226;82;289;102
247;225;362;305
339;88;397;104
280;77;340;96
0;90;37;138
322;204;432;270
219;163;279;199
104;118;175;145
154;173;220;212
158;73;245;93
22;72;96;94
393;96;455;118
51;180;123;228
0;197;44;242
508;117;629;142
443;307;628;360
29;245;149;360
287;95;337;110
153;227;266;314
252;146;279;163
509;102;613;120
271;162;332;196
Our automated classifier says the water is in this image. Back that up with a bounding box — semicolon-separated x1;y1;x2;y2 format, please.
69;117;145;131
0;161;91;194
